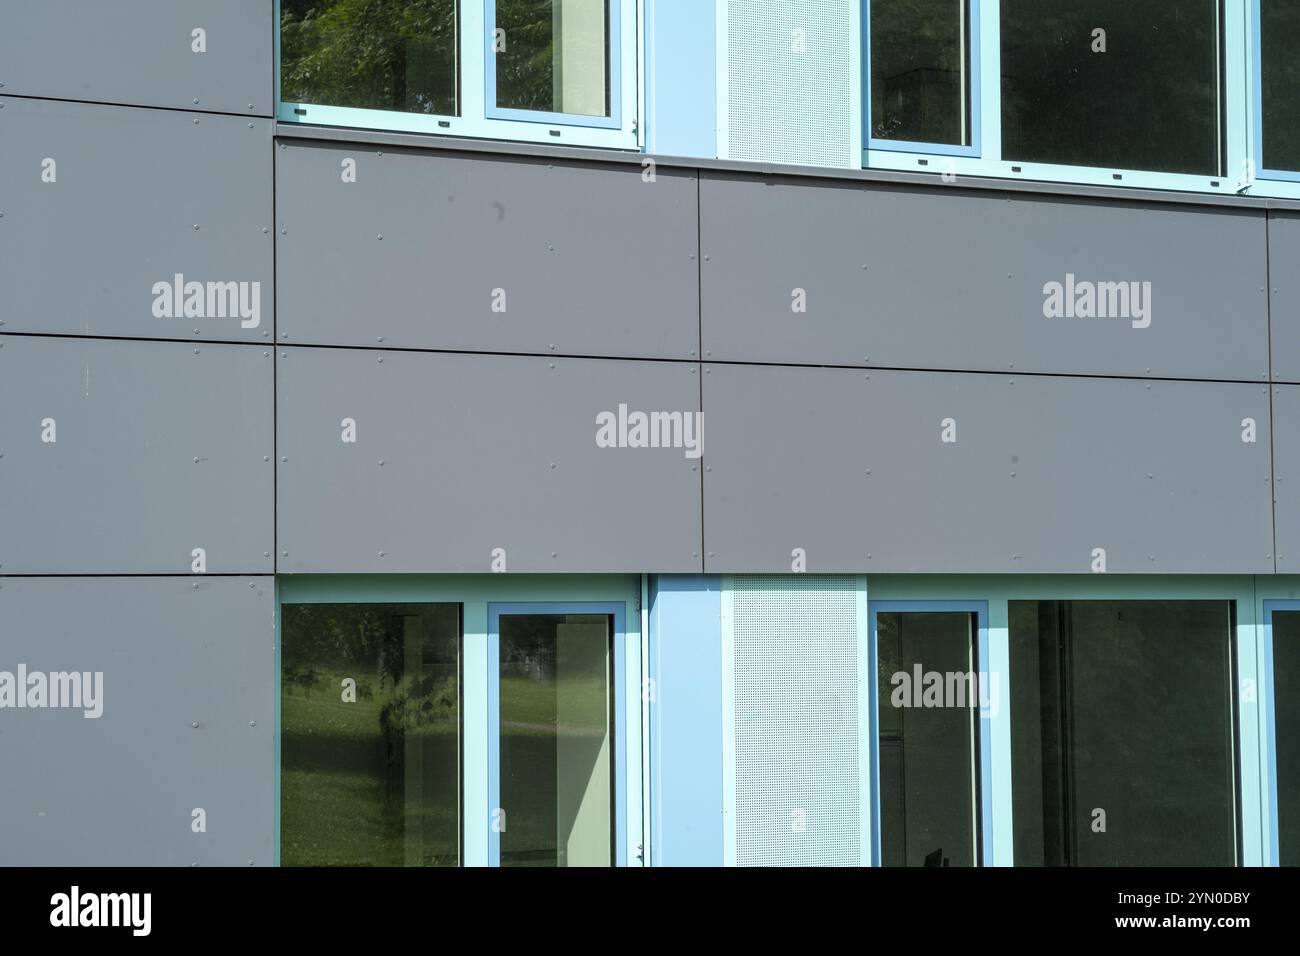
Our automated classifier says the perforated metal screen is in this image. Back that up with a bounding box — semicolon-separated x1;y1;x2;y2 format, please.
729;575;863;866
723;0;858;168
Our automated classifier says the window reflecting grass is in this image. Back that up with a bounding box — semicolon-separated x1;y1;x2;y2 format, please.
281;603;460;866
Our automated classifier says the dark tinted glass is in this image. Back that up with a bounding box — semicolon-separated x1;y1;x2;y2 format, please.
1010;601;1236;866
1262;1;1300;171
281;603;461;866
1274;611;1300;864
871;0;970;145
877;611;979;866
280;0;458;116
1001;0;1223;174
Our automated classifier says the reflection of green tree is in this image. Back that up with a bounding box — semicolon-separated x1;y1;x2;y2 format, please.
280;0;564;115
280;0;458;114
281;604;460;866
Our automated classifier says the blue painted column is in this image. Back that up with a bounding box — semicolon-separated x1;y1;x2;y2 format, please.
648;574;724;865
644;0;718;158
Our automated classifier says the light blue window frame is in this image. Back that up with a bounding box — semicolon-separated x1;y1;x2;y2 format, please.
1249;0;1300;190
865;0;1255;197
276;0;641;150
485;0;623;129
866;600;993;867
275;575;642;868
1261;600;1296;865
486;600;629;868
863;0;982;158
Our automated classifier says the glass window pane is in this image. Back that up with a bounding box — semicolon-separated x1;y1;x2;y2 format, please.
496;0;610;117
1010;601;1236;866
280;0;459;116
870;0;970;146
1262;0;1300;171
281;603;461;866
877;611;979;866
1000;0;1223;175
499;614;613;866
1274;611;1300;865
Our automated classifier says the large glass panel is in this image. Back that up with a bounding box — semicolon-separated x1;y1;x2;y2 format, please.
877;611;979;866
1261;1;1300;172
499;613;613;866
870;0;970;146
1274;611;1300;864
280;0;459;116
495;0;611;117
1001;0;1223;175
281;603;461;866
1010;601;1236;866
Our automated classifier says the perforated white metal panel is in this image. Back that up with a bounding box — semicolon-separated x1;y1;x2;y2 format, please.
728;575;863;866
720;0;860;168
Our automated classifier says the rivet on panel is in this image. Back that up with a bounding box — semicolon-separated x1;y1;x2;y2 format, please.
249;721;256;727
191;722;199;729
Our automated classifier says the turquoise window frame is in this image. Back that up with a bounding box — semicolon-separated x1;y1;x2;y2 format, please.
486;600;628;867
867;600;993;867
275;574;643;868
276;0;641;150
868;575;1264;866
484;0;623;129
1260;600;1292;866
864;0;1256;197
863;0;982;158
1248;0;1300;198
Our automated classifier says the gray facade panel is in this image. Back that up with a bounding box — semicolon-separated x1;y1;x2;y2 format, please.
699;174;1269;381
0;336;274;574
277;347;703;572
0;98;273;342
1269;213;1300;383
0;0;273;116
702;364;1273;573
0;576;275;866
1272;385;1300;571
276;142;700;359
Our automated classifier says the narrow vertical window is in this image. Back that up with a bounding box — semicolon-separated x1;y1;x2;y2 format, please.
870;0;972;147
1261;0;1300;172
498;613;615;866
1272;610;1300;864
494;0;611;119
876;611;981;866
1010;601;1237;866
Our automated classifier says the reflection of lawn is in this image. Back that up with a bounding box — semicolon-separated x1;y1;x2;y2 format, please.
280;673;607;865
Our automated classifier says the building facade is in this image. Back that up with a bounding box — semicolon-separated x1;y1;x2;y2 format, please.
1;0;1298;867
